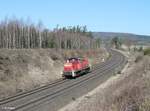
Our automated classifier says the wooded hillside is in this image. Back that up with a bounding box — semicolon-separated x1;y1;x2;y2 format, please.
0;18;101;49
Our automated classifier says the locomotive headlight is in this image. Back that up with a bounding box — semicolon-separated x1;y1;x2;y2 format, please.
72;70;76;77
89;64;92;68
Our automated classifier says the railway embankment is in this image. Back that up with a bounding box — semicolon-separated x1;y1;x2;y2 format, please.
0;48;108;99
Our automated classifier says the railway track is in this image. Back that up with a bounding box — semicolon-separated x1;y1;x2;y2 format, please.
0;49;114;105
0;49;126;111
0;78;68;105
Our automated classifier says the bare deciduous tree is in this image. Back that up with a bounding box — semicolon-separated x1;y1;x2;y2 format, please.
0;18;101;49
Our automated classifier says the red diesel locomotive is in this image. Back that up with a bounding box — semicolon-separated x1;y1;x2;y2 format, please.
62;57;91;78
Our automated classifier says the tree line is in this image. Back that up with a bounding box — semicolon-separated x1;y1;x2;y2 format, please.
0;18;101;49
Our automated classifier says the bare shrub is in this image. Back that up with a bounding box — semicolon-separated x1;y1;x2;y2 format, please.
143;48;150;55
135;55;143;63
139;99;150;111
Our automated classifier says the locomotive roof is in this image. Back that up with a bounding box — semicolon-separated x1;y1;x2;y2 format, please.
67;57;83;61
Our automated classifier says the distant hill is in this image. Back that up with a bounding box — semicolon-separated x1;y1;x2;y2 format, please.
92;32;150;45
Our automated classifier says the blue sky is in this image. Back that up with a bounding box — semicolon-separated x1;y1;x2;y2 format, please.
0;0;150;35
